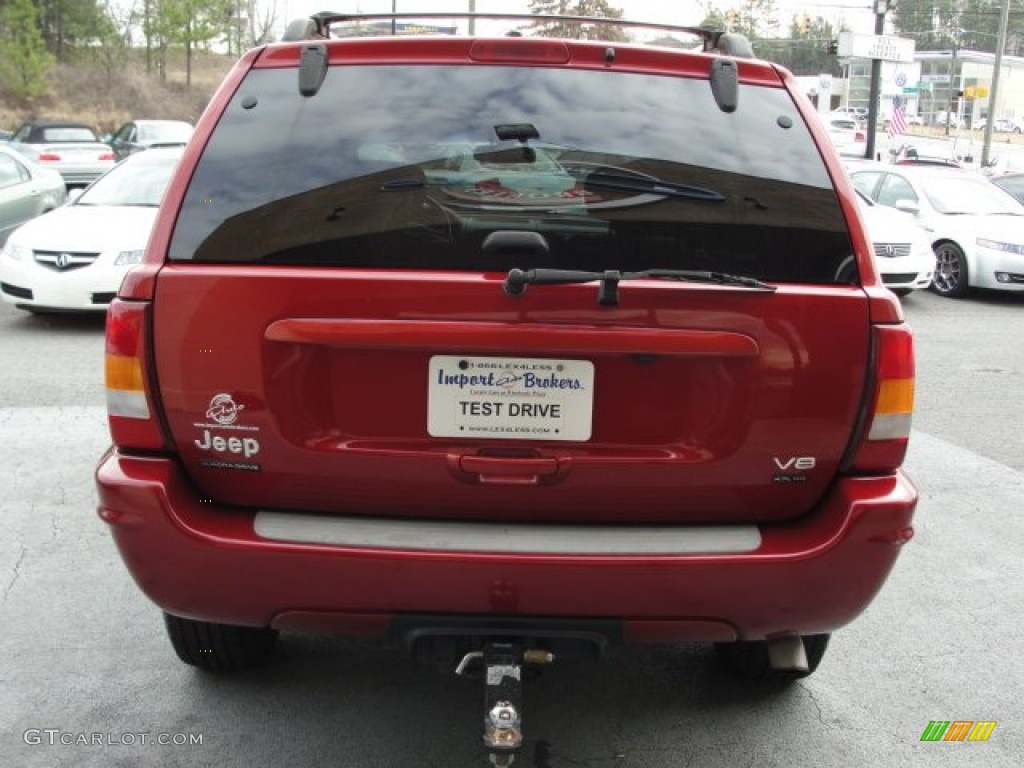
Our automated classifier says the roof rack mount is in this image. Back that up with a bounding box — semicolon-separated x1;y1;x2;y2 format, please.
285;11;737;52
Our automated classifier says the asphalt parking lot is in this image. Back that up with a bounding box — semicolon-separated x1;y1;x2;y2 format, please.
1;290;1021;767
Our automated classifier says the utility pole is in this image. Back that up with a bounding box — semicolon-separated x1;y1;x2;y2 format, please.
865;0;889;161
982;0;1013;166
946;41;957;137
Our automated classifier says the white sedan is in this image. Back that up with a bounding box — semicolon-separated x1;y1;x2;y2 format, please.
855;190;934;296
0;147;182;313
825;117;867;158
848;164;1024;297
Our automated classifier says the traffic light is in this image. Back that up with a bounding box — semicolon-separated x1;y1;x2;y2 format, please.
826;39;838;55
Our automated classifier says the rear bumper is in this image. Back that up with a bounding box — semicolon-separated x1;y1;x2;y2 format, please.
56;164;114;186
96;449;917;643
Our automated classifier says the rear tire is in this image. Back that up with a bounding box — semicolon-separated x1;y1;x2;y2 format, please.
715;634;830;682
164;613;278;671
931;242;970;297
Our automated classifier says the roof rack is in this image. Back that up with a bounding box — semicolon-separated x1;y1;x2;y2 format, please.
282;11;753;57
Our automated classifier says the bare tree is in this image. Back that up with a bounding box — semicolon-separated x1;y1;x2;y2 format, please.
246;0;277;47
526;0;629;42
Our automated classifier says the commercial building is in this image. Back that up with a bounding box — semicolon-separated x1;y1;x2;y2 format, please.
843;49;1024;128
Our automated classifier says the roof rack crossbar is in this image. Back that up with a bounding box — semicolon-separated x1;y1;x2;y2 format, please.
302;11;726;50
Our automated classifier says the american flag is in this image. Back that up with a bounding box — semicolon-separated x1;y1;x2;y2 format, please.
888;101;908;138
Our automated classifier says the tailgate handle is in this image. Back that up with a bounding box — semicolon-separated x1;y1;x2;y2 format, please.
451;454;565;486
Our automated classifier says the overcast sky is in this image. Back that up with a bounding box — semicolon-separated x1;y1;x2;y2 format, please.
276;0;881;38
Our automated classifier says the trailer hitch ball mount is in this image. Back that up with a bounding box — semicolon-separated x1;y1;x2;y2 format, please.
456;644;555;767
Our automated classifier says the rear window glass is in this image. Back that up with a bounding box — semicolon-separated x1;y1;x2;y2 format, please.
139;123;193;143
41;127;99;143
78;154;179;208
170;64;854;284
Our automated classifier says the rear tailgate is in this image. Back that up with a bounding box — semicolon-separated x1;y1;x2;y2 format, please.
147;38;874;525
153;269;868;523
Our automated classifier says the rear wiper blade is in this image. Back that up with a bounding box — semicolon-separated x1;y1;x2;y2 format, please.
577;172;725;203
504;267;776;306
634;268;776;290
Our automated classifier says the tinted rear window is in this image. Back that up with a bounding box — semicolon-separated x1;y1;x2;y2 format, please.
170;64;854;284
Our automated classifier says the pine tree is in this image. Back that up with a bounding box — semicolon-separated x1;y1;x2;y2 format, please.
0;0;56;101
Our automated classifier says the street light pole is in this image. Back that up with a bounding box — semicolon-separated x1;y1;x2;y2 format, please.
865;0;889;161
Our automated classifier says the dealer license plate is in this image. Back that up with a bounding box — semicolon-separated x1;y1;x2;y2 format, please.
428;356;594;441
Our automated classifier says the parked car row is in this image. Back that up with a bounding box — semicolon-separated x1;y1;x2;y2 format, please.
0;117;193;313
848;160;1024;297
3;118;192;189
0;146;184;313
974;117;1023;133
824;108;1024;133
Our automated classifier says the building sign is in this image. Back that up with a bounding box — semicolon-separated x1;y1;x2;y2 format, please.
838;32;915;63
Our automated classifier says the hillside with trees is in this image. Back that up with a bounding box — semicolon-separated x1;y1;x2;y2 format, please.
0;0;276;132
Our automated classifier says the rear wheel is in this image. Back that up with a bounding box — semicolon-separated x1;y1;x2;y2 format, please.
931;242;970;297
164;613;279;671
715;634;830;682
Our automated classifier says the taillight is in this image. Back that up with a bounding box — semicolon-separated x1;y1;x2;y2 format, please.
99;152;115;161
848;325;915;473
854;131;866;142
105;299;168;450
38;153;61;162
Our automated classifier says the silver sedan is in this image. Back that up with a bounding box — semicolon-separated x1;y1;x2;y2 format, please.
8;120;116;188
0;144;68;246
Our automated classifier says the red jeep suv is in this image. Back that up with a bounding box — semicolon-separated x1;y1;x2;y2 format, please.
96;11;916;760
